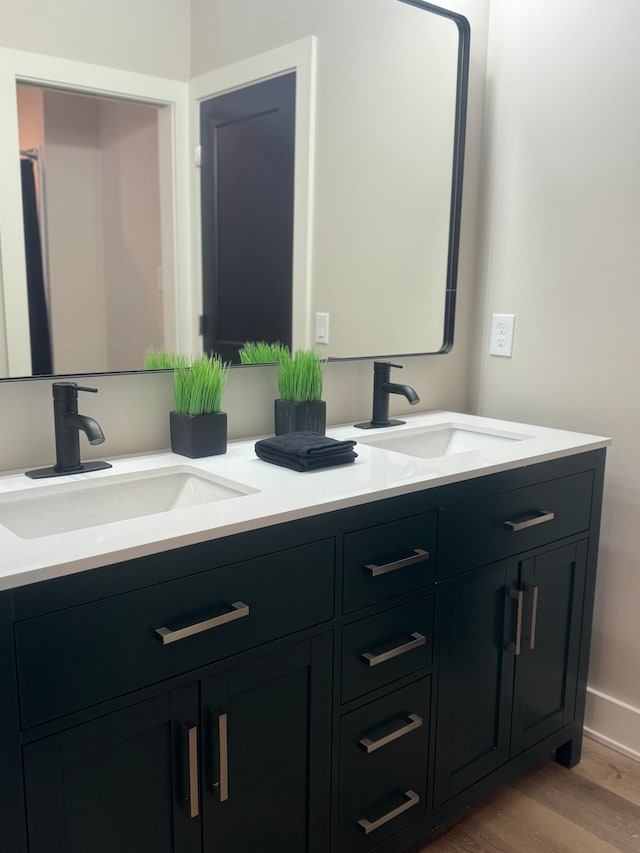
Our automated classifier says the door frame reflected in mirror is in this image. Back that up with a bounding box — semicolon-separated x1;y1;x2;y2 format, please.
191;37;316;362
0;47;193;379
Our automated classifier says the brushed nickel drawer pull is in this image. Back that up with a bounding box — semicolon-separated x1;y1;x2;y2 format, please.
181;724;199;819
359;713;423;753
212;709;229;802
357;789;420;835
155;601;250;645
362;632;426;667
364;548;430;577
507;587;523;656
504;510;554;532
524;583;539;651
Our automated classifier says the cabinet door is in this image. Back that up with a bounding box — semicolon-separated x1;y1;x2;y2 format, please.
510;541;587;756
433;560;518;806
23;685;201;853
201;634;332;853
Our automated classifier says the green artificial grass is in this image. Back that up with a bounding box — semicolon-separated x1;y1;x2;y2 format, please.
144;349;189;370
173;355;230;415
238;341;290;364
278;349;325;403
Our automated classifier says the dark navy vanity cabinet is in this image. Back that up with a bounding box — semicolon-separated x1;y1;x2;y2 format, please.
0;449;605;853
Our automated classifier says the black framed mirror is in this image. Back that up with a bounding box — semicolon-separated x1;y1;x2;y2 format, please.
0;0;469;379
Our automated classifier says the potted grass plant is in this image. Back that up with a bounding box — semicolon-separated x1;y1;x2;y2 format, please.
275;348;326;435
169;354;230;458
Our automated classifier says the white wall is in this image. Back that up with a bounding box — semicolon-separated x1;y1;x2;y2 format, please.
472;0;640;759
43;91;109;373
100;99;164;370
0;0;190;80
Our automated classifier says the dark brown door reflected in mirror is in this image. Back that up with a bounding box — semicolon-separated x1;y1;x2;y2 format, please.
200;73;295;363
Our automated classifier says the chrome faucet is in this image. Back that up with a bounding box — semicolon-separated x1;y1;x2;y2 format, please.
354;361;420;429
25;382;112;479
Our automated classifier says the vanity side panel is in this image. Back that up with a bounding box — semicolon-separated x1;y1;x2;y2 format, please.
0;591;28;853
557;446;606;767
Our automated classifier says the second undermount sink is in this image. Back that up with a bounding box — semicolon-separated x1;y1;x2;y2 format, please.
0;466;259;539
358;423;531;460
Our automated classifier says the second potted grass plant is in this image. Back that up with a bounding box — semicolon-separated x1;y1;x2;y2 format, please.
170;354;230;458
275;348;326;435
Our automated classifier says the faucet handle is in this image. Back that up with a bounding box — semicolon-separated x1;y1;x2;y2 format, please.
52;382;99;401
373;361;404;375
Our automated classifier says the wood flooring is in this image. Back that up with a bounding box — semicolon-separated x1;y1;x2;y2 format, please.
412;738;640;852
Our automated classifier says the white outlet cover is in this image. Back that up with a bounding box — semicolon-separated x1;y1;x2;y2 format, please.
489;313;515;357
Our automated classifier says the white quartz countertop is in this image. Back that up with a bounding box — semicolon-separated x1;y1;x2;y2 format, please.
0;411;610;591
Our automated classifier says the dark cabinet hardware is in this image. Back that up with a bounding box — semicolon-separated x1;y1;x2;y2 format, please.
364;548;429;577
155;601;250;644
362;632;426;667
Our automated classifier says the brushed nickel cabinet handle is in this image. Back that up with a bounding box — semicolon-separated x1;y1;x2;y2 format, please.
504;510;554;532
524;583;539;651
155;601;249;645
362;632;426;667
181;724;199;819
364;548;430;577
211;710;229;802
357;790;420;835
359;713;423;753
507;588;523;656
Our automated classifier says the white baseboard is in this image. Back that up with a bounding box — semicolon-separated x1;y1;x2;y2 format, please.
584;686;640;763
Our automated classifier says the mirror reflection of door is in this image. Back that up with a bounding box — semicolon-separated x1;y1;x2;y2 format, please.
16;84;174;375
200;72;295;363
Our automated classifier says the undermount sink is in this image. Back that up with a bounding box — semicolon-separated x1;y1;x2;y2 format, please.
0;466;259;539
358;423;530;459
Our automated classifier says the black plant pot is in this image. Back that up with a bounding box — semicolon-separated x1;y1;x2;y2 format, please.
274;400;326;436
170;411;227;458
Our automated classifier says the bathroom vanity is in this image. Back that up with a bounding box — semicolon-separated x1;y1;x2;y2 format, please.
0;413;608;853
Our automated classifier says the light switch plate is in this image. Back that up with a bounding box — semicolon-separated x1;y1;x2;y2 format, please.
489;313;515;357
315;312;330;345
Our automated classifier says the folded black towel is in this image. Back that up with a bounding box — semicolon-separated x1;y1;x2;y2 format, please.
255;431;358;472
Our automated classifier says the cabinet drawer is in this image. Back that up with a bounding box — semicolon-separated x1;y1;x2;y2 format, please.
339;777;426;853
438;471;594;579
340;677;430;793
341;596;433;703
15;539;335;728
343;512;436;613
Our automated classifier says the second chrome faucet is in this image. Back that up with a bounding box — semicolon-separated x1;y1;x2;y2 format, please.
354;361;420;429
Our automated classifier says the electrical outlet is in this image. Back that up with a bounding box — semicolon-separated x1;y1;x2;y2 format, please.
315;312;330;345
489;313;515;357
